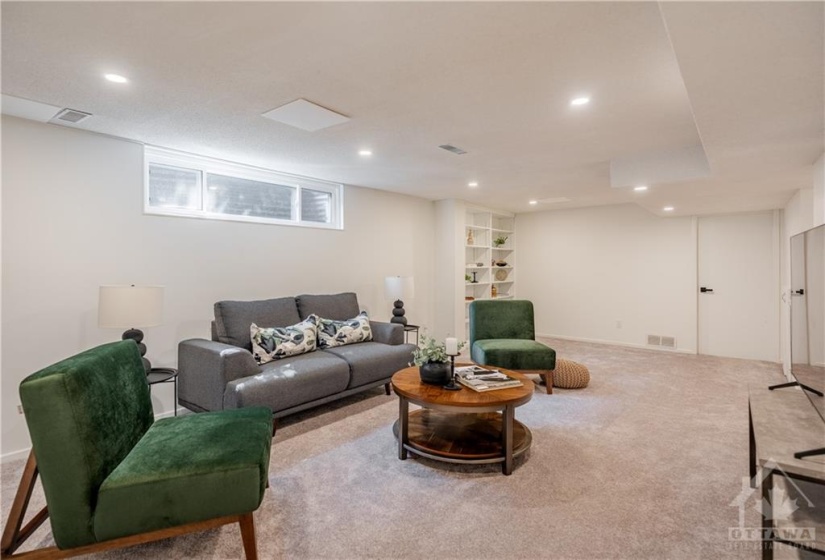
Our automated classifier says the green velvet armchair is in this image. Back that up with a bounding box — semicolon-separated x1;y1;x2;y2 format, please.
469;299;556;394
2;340;273;559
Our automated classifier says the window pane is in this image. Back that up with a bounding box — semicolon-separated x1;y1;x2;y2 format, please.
148;164;201;210
301;188;332;223
205;173;295;220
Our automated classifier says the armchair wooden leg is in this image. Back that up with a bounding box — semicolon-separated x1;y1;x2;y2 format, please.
2;451;49;557
239;513;257;560
544;370;554;394
384;382;391;396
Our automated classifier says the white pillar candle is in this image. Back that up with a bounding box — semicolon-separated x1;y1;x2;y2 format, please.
445;337;458;355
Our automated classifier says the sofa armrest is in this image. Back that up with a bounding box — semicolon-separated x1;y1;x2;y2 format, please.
178;339;261;412
370;321;405;345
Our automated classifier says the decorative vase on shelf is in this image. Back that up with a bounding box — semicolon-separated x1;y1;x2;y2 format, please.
467;229;474;245
419;362;451;385
491;284;498;298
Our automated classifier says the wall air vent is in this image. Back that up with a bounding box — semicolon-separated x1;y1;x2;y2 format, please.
438;144;467;155
661;336;676;348
647;335;661;346
50;108;92;124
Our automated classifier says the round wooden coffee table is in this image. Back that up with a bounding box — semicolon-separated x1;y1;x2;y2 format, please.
391;365;533;475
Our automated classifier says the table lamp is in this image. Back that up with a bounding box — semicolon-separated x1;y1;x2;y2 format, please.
98;285;164;373
384;276;414;326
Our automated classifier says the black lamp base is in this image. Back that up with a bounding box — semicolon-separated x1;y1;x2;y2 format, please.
390;299;408;326
122;328;151;373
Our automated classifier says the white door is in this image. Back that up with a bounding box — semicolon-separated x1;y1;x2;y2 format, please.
697;212;779;361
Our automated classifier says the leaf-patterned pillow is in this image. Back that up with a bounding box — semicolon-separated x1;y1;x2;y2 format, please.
317;311;373;349
251;314;318;364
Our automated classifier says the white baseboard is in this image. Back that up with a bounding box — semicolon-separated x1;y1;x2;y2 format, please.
1;447;31;464
1;407;187;464
536;333;697;355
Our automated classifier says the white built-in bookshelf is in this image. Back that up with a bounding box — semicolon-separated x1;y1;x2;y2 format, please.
434;200;515;341
464;208;515;333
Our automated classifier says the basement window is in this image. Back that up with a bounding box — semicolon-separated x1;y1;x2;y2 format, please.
145;147;343;230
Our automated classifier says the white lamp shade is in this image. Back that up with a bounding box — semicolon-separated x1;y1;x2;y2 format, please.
384;276;415;301
98;285;164;328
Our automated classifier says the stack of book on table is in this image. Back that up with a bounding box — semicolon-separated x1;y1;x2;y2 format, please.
455;366;523;392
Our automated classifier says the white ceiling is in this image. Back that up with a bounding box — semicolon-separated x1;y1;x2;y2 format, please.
1;2;822;216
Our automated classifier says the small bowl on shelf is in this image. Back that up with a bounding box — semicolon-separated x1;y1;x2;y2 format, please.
465;296;475;301
476;262;484;267
495;261;508;267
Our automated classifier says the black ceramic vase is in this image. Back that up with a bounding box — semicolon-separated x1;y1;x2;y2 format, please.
419;362;451;385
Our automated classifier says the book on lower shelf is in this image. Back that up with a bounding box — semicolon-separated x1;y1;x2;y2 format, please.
455;365;523;392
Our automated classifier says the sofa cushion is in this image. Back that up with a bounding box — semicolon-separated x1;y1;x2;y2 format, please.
324;341;416;388
223;351;350;412
471;339;556;371
296;292;360;321
215;297;301;351
94;407;272;541
251;314;318;364
317;312;373;349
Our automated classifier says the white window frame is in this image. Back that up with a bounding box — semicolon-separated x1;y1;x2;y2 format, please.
144;146;344;230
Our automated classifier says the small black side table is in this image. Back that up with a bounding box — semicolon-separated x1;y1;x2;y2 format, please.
404;325;420;345
147;367;178;416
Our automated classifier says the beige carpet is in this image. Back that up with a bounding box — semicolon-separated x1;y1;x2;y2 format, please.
2;338;822;559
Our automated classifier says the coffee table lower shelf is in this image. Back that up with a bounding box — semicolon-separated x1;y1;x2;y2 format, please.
392;409;532;465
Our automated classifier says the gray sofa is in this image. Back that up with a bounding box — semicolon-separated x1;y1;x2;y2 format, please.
178;293;416;422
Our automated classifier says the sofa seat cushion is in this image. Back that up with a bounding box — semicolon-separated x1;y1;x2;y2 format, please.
471;339;556;371
215;297;301;351
324;342;416;388
94;407;272;541
223;351;351;412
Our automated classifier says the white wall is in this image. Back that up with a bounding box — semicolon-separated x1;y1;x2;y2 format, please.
516;204;698;352
814;153;825;226
1;116;436;458
433;199;464;341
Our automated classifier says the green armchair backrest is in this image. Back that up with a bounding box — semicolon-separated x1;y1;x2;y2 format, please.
19;340;154;548
469;300;536;347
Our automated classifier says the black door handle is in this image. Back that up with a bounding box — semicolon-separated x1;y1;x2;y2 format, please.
700;287;714;293
793;289;805;296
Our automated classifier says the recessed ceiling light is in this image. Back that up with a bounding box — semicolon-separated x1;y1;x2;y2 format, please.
529;200;538;205
663;206;675;212
570;96;590;106
634;185;648;192
104;73;128;84
358;150;372;157
468;181;479;188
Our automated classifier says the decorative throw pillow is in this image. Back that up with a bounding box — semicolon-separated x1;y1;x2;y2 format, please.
317;311;373;349
250;314;318;364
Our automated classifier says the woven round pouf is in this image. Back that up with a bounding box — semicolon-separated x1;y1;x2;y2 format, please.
553;358;590;389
